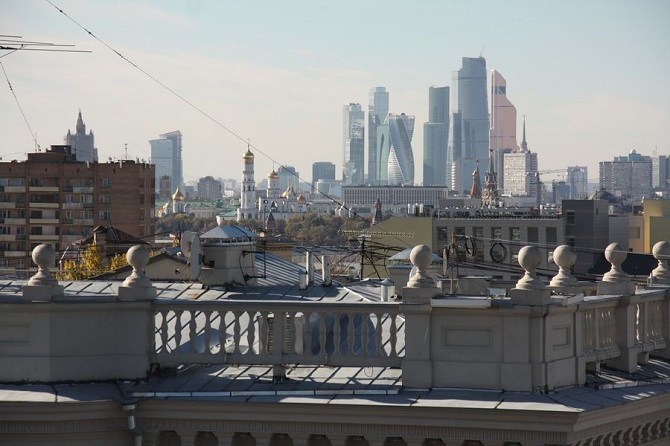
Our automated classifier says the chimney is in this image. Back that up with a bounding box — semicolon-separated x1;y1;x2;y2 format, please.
305;251;315;285
321;255;332;287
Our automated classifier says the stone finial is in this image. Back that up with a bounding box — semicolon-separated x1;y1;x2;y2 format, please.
407;245;435;288
651;240;670;284
23;244;64;301
550;245;578;287
28;244;58;286
118;245;156;301
515;245;545;290
602;242;629;283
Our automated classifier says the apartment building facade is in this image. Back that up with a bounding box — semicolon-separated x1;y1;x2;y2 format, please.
0;145;155;275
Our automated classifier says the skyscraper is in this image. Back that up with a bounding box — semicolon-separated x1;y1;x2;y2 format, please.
367;87;389;185
566;166;589;199
386;113;415;186
423;86;449;186
65;110;98;163
489;70;518;190
149;130;183;196
503;118;539;199
342;103;365;185
312;161;336;190
447;57;490;193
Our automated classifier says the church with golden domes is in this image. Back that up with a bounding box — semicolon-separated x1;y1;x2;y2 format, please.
236;147;309;223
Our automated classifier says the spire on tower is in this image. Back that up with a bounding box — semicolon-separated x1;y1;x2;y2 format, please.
520;115;528;152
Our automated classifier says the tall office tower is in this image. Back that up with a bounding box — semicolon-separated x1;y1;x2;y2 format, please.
367;87;389;185
651;155;670;190
566;166;588;199
150;130;183;195
423;86;449;186
278;165;299;192
312;162;336;190
489;70;518;190
447;57;490;194
64;111;98;163
503;119;538;198
342;103;365;185
197;176;223;201
599;150;653;200
385;113;415;186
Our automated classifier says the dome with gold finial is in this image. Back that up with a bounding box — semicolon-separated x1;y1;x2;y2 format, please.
243;148;254;163
297;193;306;204
172;186;185;202
280;185;294;199
267;169;279;180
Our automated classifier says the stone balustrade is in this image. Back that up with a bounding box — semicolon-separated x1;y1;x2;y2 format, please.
2;241;670;391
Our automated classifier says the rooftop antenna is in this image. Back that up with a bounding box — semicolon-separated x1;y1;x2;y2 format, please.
124;143;128;160
479;46;485;58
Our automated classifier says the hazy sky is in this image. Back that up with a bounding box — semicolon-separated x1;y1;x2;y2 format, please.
2;0;669;186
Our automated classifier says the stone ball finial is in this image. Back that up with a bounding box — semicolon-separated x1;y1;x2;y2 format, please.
122;245;152;288
550;245;578;287
407;245;435;288
651;240;670;283
515;245;545;290
603;242;629;283
28;244;58;286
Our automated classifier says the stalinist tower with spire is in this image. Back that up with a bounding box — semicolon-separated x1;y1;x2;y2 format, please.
65;110;98;162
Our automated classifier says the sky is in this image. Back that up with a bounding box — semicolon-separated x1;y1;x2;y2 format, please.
1;0;669;187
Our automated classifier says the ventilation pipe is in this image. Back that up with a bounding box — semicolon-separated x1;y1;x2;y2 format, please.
305;251;315;285
380;278;395;302
299;267;307;290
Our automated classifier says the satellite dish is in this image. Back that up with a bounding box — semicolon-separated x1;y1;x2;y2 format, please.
189;235;202;279
180;231;198;257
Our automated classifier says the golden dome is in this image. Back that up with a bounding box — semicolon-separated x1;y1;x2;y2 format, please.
243;148;254;162
268;169;279;180
297;193;306;204
172;186;185;201
280;185;293;198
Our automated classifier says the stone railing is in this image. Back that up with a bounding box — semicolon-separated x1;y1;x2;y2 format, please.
152;300;404;370
3;240;670;392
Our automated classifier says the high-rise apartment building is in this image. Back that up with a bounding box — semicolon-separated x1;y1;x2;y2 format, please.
149;131;183;198
367;87;389;186
566;166;588;199
447;57;490;193
652;155;670;190
64;111;98;163
489;70;518;190
0;145;155;275
599;150;652;201
377;113;415;186
197;176;223;201
423;86;449;186
311;162;336;190
342;103;365;185
503;119;539;200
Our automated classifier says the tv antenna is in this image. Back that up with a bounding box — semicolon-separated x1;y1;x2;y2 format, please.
0;35;90;59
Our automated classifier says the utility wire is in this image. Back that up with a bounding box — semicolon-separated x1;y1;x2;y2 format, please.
44;0;413;251
0;60;39;150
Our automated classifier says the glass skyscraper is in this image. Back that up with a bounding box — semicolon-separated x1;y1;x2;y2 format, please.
367;87;389;185
447;57;490;193
149;130;183;196
385;113;415;186
423;86;449;186
342;103;365;185
489;70;518;190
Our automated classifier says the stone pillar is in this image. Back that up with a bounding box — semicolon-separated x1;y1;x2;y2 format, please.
401;245;440;389
22;244;64;301
118;244;157;301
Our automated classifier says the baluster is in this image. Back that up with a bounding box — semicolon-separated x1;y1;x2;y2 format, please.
318;311;327;355
332;311;342;357
287;311;296;354
188;311;197;353
362;312;370;356
248;310;258;356
159;310;169;353
347;311;355;355
233;310;242;355
374;311;383;357
203;310;212;355
218;310;227;355
175;310;183;353
389;313;398;357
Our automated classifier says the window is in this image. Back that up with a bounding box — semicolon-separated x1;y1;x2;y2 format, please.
567;236;576;247
100;211;112;220
528;227;539;244
566;211;575;225
82;210;93;219
510;227;521;242
64;194;74;203
438;227;449;242
100;178;112;188
546;227;557;244
100;194;111;204
30;227;43;235
491;227;502;240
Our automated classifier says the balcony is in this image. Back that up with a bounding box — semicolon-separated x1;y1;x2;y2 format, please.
72;186;94;193
0;234;16;242
4;251;27;257
0;202;16;209
30;234;59;241
29;202;59;209
30;218;59;225
72;219;94;225
3;186;26;193
4;218;26;225
62;202;83;210
29;186;59;192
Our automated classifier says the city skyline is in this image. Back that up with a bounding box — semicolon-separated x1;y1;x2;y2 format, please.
1;0;669;187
